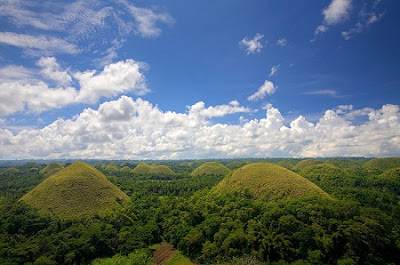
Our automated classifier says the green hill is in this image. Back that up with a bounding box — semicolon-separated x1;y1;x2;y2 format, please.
292;159;322;171
1;168;20;176
20;162;129;219
120;166;132;172
364;158;400;172
103;163;119;174
39;162;64;177
149;165;175;175
299;164;346;183
213;163;329;200
191;162;231;177
277;160;295;169
226;161;248;170
131;163;152;174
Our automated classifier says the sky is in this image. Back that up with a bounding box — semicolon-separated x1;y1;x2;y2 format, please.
0;0;399;159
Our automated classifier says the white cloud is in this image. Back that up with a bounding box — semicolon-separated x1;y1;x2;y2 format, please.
313;0;352;39
269;65;280;77
304;89;339;97
0;32;79;55
37;57;72;86
248;80;276;101
1;96;399;159
323;0;352;25
126;4;174;37
276;38;287;47
341;2;384;40
75;59;148;104
0;59;148;116
239;33;264;55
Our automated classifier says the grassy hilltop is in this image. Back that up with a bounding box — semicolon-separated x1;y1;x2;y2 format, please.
191;162;230;176
21;161;129;219
213;163;330;200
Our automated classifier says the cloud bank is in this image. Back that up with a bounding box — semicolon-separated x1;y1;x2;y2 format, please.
0;96;399;159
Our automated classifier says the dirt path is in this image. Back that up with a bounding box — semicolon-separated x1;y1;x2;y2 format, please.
153;242;178;265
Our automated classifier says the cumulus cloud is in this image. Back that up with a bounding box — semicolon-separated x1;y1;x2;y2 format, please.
0;96;399;159
269;65;280;77
75;59;148;104
0;58;148;115
37;57;72;86
0;32;79;55
248;80;277;101
313;0;352;39
239;33;264;55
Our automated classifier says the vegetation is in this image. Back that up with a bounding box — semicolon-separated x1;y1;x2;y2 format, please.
213;163;330;200
20;162;129;218
191;162;230;177
39;162;64;177
120;166;132;173
0;158;399;265
292;159;322;171
364;157;400;172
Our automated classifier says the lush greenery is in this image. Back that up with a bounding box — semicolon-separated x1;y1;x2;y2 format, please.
0;158;399;264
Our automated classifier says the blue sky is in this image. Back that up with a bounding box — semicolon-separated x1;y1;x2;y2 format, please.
0;0;399;159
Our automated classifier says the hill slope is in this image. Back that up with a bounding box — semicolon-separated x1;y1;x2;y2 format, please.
213;163;329;200
39;162;64;177
364;158;400;172
292;159;322;171
191;162;230;176
21;161;129;219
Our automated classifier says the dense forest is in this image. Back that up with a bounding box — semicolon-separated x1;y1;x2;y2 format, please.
0;158;399;265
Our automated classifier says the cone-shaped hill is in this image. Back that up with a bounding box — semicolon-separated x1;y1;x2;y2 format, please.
20;162;129;219
191;162;231;176
213;163;330;200
131;163;175;175
149;165;175;175
131;163;152;174
39;162;64;177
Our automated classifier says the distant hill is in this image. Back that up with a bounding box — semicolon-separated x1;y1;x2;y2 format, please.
20;161;129;219
364;158;400;172
131;162;152;174
120;166;132;172
39;162;64;177
292;159;322;171
191;162;231;177
131;163;175;175
149;165;175;175
213;163;330;200
0;168;20;176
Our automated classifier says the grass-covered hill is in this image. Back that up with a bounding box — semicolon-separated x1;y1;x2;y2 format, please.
191;162;231;177
364;158;400;172
20;161;129;219
131;163;175;175
292;159;322;171
120;166;132;172
0;167;20;176
149;165;175;175
39;161;64;177
213;163;330;200
131;162;152;174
